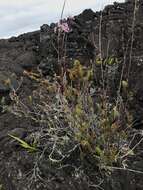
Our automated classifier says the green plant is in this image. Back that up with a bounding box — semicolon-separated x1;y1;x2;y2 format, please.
0;184;3;190
9;57;138;190
11;60;130;166
9;134;37;152
65;62;129;166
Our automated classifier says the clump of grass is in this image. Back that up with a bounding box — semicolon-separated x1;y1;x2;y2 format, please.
10;59;132;170
8;52;143;190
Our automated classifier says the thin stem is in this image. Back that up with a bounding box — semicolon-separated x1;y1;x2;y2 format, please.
107;166;143;175
127;0;138;80
61;0;67;20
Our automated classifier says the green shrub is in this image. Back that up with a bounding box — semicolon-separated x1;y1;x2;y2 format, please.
9;59;132;172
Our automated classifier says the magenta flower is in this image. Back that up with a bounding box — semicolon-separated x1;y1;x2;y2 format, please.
58;22;70;33
54;18;72;33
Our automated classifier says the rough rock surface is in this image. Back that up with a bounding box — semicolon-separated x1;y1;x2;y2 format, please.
0;0;143;189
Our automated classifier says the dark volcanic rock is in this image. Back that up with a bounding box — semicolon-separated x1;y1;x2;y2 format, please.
15;51;39;71
0;0;143;190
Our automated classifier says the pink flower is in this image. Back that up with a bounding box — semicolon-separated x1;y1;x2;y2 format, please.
54;19;71;33
58;22;70;33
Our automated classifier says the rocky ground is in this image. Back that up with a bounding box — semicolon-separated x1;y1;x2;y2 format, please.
0;0;143;189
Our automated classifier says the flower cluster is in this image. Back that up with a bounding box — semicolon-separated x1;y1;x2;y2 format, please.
54;17;74;33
